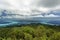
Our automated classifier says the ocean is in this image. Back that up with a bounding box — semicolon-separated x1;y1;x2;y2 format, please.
0;17;60;27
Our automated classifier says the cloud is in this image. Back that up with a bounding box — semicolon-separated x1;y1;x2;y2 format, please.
0;0;60;19
0;0;33;10
0;0;16;10
0;0;60;11
33;0;60;8
44;14;59;17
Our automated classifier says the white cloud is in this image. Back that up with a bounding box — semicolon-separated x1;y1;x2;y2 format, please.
0;0;60;19
44;14;59;17
0;0;60;11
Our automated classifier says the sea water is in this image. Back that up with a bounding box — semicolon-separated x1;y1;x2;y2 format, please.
0;17;60;27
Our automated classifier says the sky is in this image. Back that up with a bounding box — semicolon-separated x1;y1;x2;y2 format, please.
0;0;60;18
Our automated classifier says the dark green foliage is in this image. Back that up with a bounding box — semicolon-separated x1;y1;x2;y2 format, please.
0;24;60;40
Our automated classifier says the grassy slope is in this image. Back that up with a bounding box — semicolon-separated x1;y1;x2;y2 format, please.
0;23;60;40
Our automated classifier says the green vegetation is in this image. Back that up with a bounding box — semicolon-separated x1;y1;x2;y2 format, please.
0;23;60;40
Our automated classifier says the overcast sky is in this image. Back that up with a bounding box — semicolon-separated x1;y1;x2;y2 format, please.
0;0;60;18
0;0;60;11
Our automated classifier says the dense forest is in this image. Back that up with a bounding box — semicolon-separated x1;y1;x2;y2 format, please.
0;23;60;40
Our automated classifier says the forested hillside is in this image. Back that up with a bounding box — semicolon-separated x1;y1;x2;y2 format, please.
0;23;60;40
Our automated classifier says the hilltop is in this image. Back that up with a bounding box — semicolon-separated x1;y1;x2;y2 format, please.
0;23;60;40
